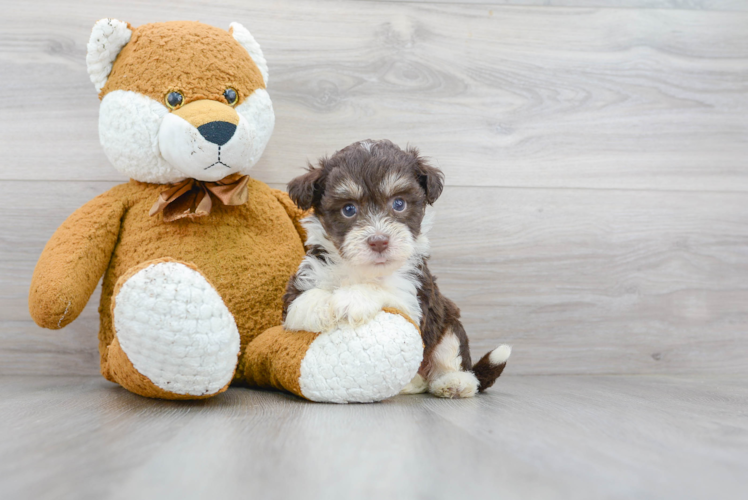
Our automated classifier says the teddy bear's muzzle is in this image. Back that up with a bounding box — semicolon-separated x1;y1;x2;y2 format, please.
158;99;255;182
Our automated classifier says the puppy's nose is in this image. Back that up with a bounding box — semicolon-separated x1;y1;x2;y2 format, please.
197;121;237;146
367;235;389;253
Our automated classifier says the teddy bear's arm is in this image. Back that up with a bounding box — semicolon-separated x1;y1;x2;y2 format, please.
270;188;311;246
29;190;126;330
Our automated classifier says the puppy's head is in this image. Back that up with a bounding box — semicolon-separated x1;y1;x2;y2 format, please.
289;140;444;275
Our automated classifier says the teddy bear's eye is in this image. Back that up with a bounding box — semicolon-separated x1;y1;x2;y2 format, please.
165;91;184;110
224;88;238;106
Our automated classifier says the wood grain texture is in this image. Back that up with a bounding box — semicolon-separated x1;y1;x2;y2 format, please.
1;374;746;500
365;0;748;12
1;0;747;376
3;180;747;376
3;2;746;497
1;0;747;190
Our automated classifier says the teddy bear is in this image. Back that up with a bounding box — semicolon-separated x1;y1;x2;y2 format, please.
28;19;423;403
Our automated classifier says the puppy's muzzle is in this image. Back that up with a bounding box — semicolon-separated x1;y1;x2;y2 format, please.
367;234;390;253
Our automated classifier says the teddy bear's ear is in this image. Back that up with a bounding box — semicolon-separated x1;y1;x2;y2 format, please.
86;18;132;92
229;22;269;86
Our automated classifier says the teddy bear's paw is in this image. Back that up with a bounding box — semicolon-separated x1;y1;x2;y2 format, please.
297;311;423;403
428;371;479;399
112;261;240;397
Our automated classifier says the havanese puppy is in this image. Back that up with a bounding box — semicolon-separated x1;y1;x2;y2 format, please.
283;140;510;398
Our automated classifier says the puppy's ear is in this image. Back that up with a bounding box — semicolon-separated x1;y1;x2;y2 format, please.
288;163;324;210
410;148;444;205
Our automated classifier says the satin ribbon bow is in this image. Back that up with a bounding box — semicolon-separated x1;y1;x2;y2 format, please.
149;173;250;222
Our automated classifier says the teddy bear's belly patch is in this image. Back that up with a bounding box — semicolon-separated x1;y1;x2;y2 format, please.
298;312;423;403
112;261;241;396
102;195;307;353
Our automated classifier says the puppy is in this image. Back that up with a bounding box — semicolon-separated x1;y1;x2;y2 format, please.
283;140;510;398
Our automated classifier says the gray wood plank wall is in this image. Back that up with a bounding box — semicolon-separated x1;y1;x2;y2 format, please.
360;0;748;11
1;0;746;376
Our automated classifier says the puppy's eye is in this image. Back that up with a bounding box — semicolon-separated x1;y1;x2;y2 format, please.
165;91;184;110
224;88;238;106
392;198;406;212
341;203;357;218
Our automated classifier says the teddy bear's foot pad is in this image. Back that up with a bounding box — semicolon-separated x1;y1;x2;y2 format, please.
112;261;240;397
298;311;423;403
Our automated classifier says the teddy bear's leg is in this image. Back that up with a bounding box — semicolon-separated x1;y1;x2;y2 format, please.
243;309;423;403
104;259;240;399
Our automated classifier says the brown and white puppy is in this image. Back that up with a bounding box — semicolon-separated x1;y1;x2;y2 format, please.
283;140;510;398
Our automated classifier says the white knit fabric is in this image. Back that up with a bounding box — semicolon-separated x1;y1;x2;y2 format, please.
99;90;178;183
99;88;274;184
113;262;240;396
229;22;269;85
298;311;423;404
86;18;132;92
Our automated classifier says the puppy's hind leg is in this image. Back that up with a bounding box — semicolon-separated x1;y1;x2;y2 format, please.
426;327;479;399
400;373;428;394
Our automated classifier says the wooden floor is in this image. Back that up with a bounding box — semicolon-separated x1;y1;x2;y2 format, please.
1;1;747;498
1;374;746;500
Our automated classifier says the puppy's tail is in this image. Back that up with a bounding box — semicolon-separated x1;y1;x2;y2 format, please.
472;345;511;392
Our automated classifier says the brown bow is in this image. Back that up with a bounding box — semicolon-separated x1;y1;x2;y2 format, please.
149;173;250;222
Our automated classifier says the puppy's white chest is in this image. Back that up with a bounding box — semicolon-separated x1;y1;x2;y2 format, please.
363;281;421;325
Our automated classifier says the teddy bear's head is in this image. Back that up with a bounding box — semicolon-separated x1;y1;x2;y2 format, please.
86;19;274;183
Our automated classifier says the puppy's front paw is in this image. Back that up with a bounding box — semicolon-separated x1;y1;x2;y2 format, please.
429;371;479;399
331;286;383;327
307;306;336;333
284;289;335;333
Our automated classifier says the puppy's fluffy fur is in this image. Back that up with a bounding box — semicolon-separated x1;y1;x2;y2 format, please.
283;140;510;398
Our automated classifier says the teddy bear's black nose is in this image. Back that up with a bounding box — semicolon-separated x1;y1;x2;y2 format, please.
197;121;237;146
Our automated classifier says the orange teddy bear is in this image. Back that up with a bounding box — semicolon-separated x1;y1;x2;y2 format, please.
29;19;423;403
